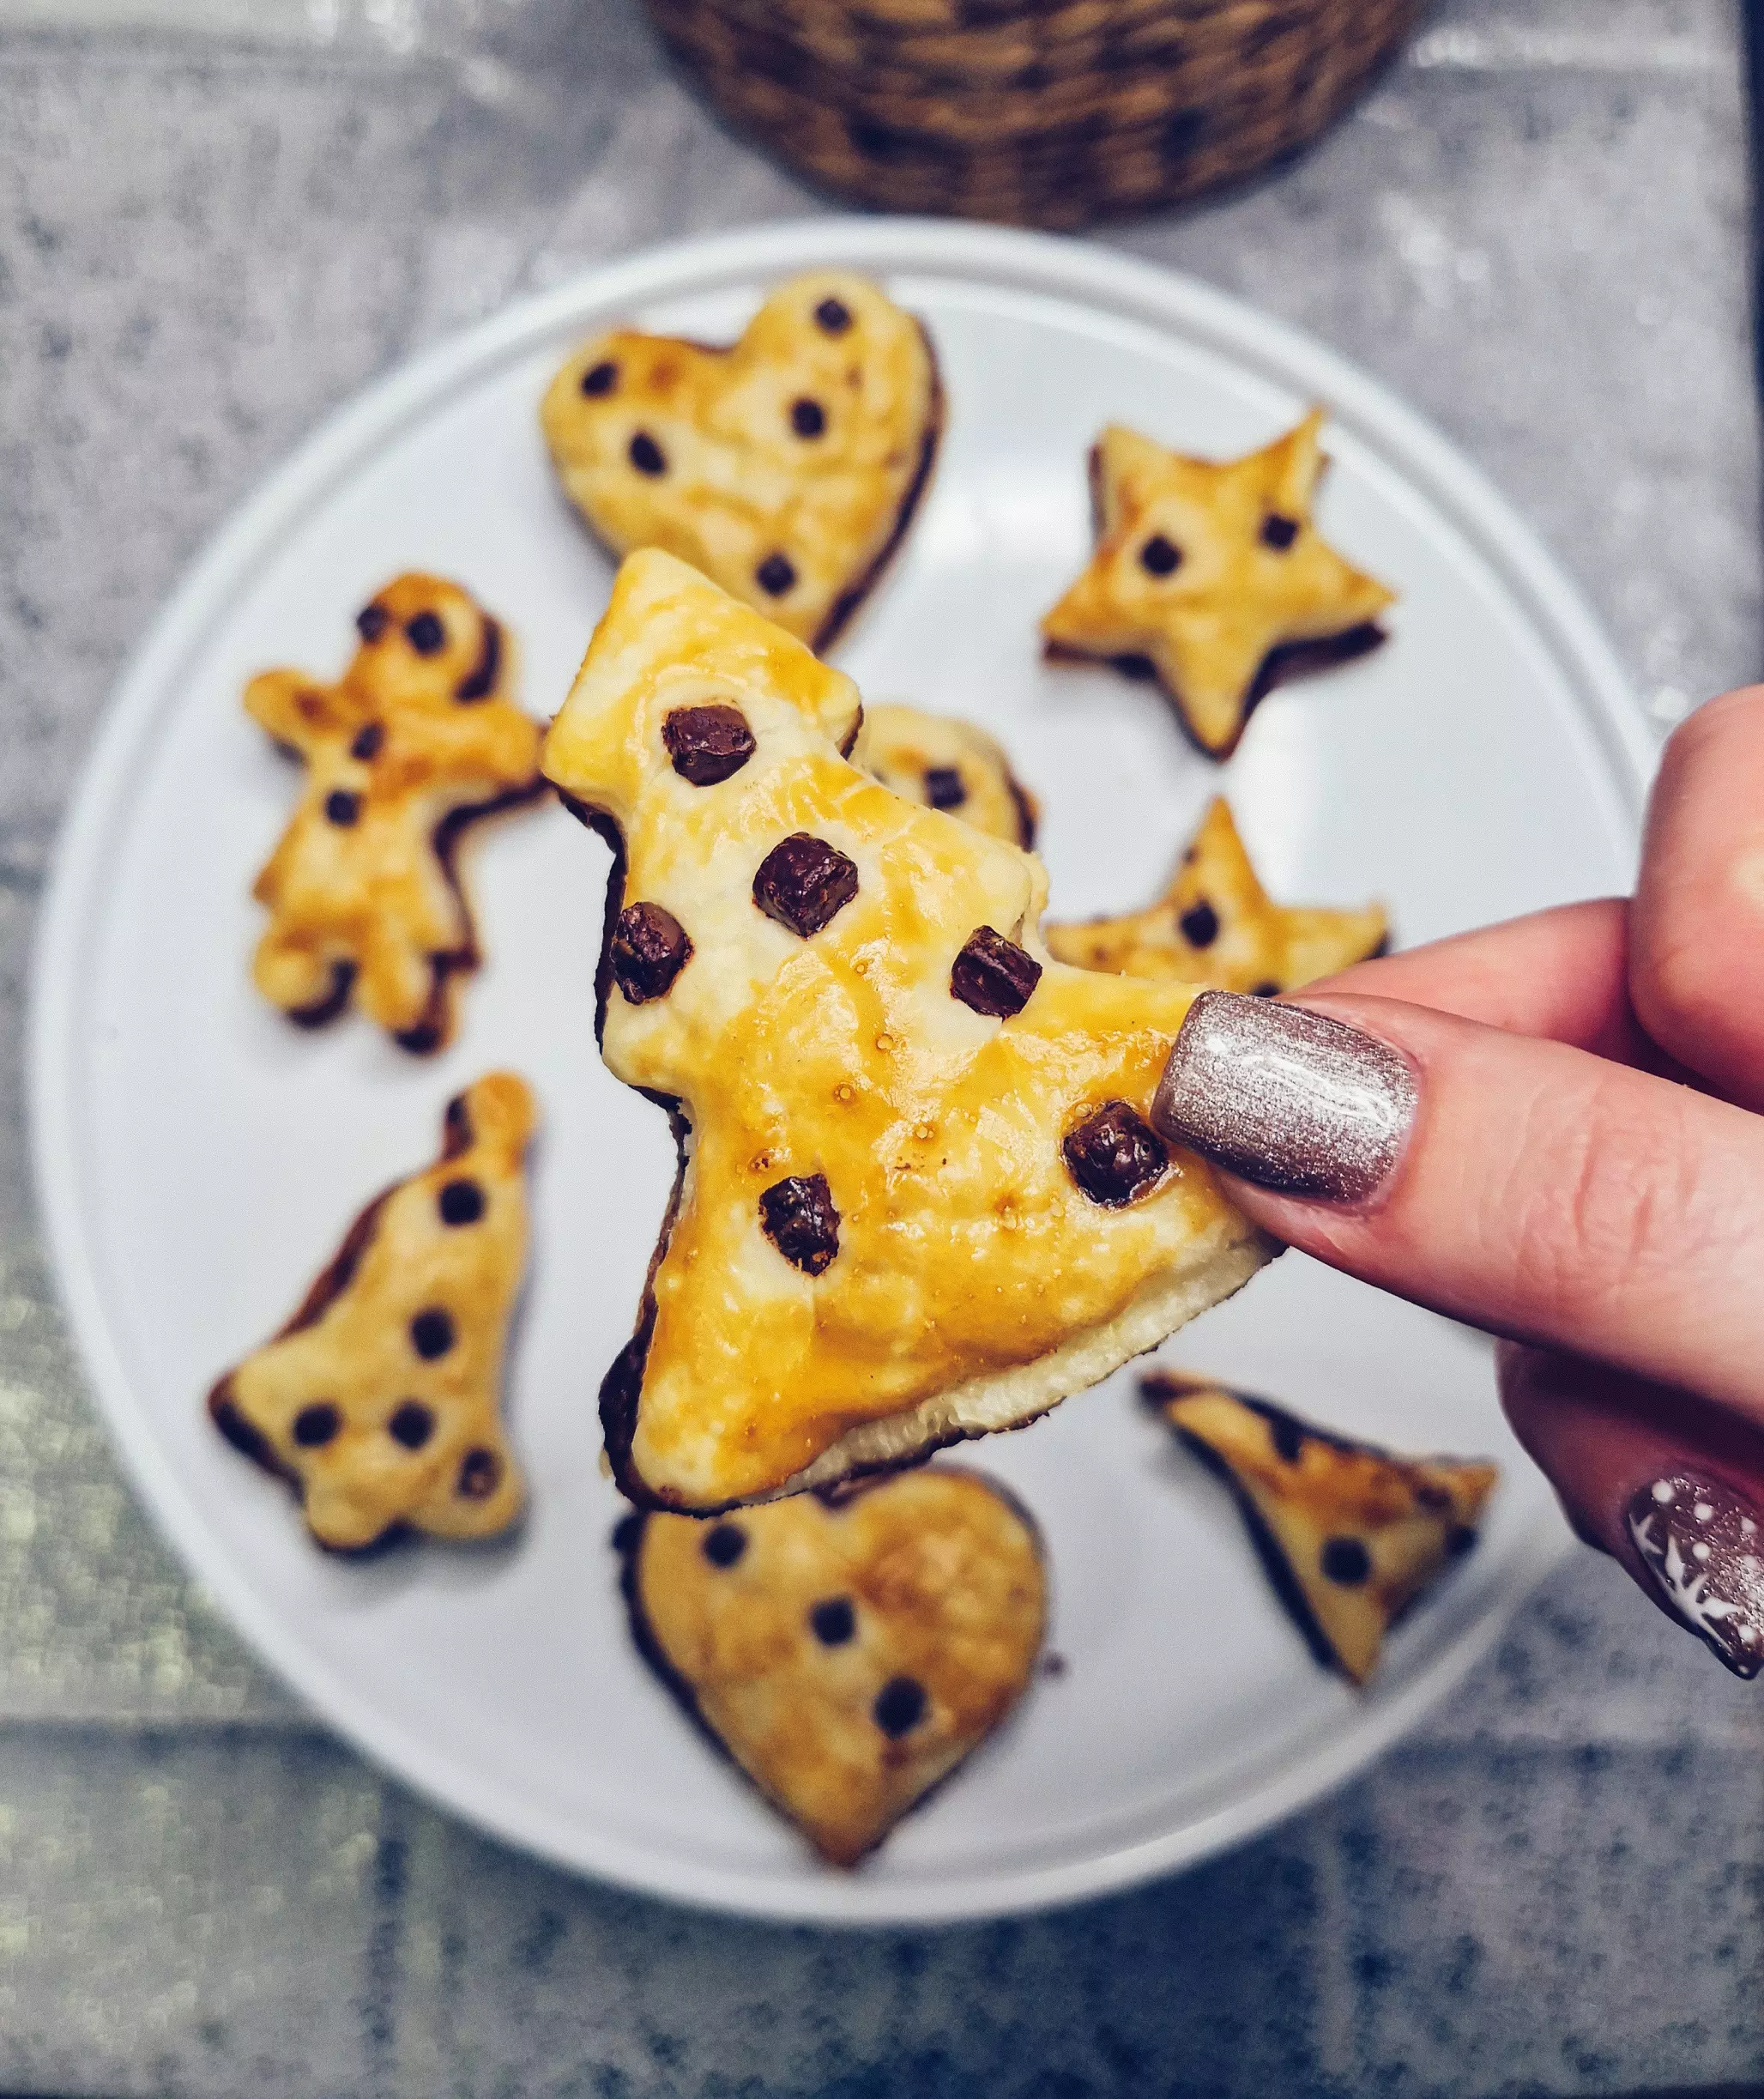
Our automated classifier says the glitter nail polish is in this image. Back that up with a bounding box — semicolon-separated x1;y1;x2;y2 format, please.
1626;1473;1764;1679
1151;991;1417;1202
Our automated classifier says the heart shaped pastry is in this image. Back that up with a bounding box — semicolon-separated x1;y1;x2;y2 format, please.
1047;796;1386;995
541;272;942;652
620;1467;1047;1866
208;1074;534;1552
1145;1372;1496;1685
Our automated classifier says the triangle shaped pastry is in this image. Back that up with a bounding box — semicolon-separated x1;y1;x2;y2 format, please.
542;551;1273;1512
1047;796;1386;994
246;574;545;1052
541;272;941;653
856;701;1038;848
1144;1373;1497;1685
1041;409;1396;759
208;1074;535;1552
619;1467;1047;1866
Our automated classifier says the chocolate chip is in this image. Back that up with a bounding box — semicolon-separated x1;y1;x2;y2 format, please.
1270;1415;1304;1463
1447;1525;1478;1558
1140;534;1182;577
406;611;446;656
951;926;1042;1019
1179;899;1219;948
456;1448;501;1499
629;432;666;476
388;1400;435;1449
438;1177;484;1226
1252;980;1280;997
610;901;692;1004
356;603;390;643
580;359;618;396
324;789;360;827
810;1596;856;1645
703;1521;746;1567
759;1173;840;1275
873;1675;927;1737
814;296;852;335
1416;1482;1453;1512
350;722;384;761
1260;513;1300;551
663;704;755;786
410;1308;456;1360
789;396;825;439
755;552;797;597
923;765;966;810
292;1401;341;1448
753;833;858;937
1062;1101;1169;1207
1320;1535;1372;1585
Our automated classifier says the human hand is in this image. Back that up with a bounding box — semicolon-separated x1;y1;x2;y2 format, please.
1151;683;1764;1678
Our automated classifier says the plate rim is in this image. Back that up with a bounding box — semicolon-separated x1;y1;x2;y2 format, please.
28;215;1647;1927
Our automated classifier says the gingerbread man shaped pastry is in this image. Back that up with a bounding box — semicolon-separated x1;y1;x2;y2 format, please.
245;575;544;1052
1042;409;1396;760
542;549;1272;1513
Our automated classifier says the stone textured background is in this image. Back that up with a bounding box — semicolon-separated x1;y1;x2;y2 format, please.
0;0;1761;2091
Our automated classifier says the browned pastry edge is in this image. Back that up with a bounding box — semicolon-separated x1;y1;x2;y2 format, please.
611;1467;1046;1864
811;324;945;653
1139;1371;1474;1680
1006;772;1038;851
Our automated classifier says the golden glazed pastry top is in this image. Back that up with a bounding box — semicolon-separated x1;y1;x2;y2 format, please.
855;701;1037;848
208;1073;535;1552
1041;409;1396;759
1148;1375;1497;1685
1046;796;1386;993
245;574;544;1051
541;271;941;652
625;1467;1046;1866
543;551;1269;1509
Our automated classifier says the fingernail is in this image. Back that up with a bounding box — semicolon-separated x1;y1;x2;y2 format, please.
1626;1474;1764;1679
1151;991;1417;1202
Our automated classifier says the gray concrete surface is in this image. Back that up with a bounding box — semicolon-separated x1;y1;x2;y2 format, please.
0;0;1761;2091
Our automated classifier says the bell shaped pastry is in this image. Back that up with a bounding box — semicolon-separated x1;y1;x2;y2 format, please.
856;701;1038;848
208;1074;535;1552
1041;410;1396;760
1145;1373;1497;1685
1047;797;1386;994
246;575;545;1051
541;272;941;653
542;550;1273;1512
620;1467;1047;1866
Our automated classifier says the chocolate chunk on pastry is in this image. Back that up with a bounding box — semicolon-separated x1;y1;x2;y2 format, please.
1144;1373;1497;1685
619;1466;1046;1866
1041;409;1396;760
541;550;1273;1513
541;271;942;654
245;575;544;1052
207;1074;535;1552
856;702;1038;848
1047;796;1386;994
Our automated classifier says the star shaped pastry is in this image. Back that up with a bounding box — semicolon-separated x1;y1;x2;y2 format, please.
1046;796;1386;995
541;550;1272;1513
1041;409;1396;759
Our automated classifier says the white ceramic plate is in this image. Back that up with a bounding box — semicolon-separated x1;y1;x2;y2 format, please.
31;220;1650;1925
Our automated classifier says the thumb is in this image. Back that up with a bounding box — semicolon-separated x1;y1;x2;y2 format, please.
1151;989;1764;1425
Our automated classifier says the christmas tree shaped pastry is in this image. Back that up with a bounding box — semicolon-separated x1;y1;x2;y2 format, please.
1042;409;1395;760
1144;1373;1497;1685
1047;797;1386;995
208;1074;535;1552
246;574;545;1052
857;701;1038;847
541;272;941;652
620;1467;1046;1866
541;550;1272;1512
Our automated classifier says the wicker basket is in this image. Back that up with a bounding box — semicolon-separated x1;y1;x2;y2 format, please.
644;0;1419;227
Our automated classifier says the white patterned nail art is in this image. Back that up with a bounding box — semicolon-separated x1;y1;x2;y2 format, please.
1627;1475;1764;1680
